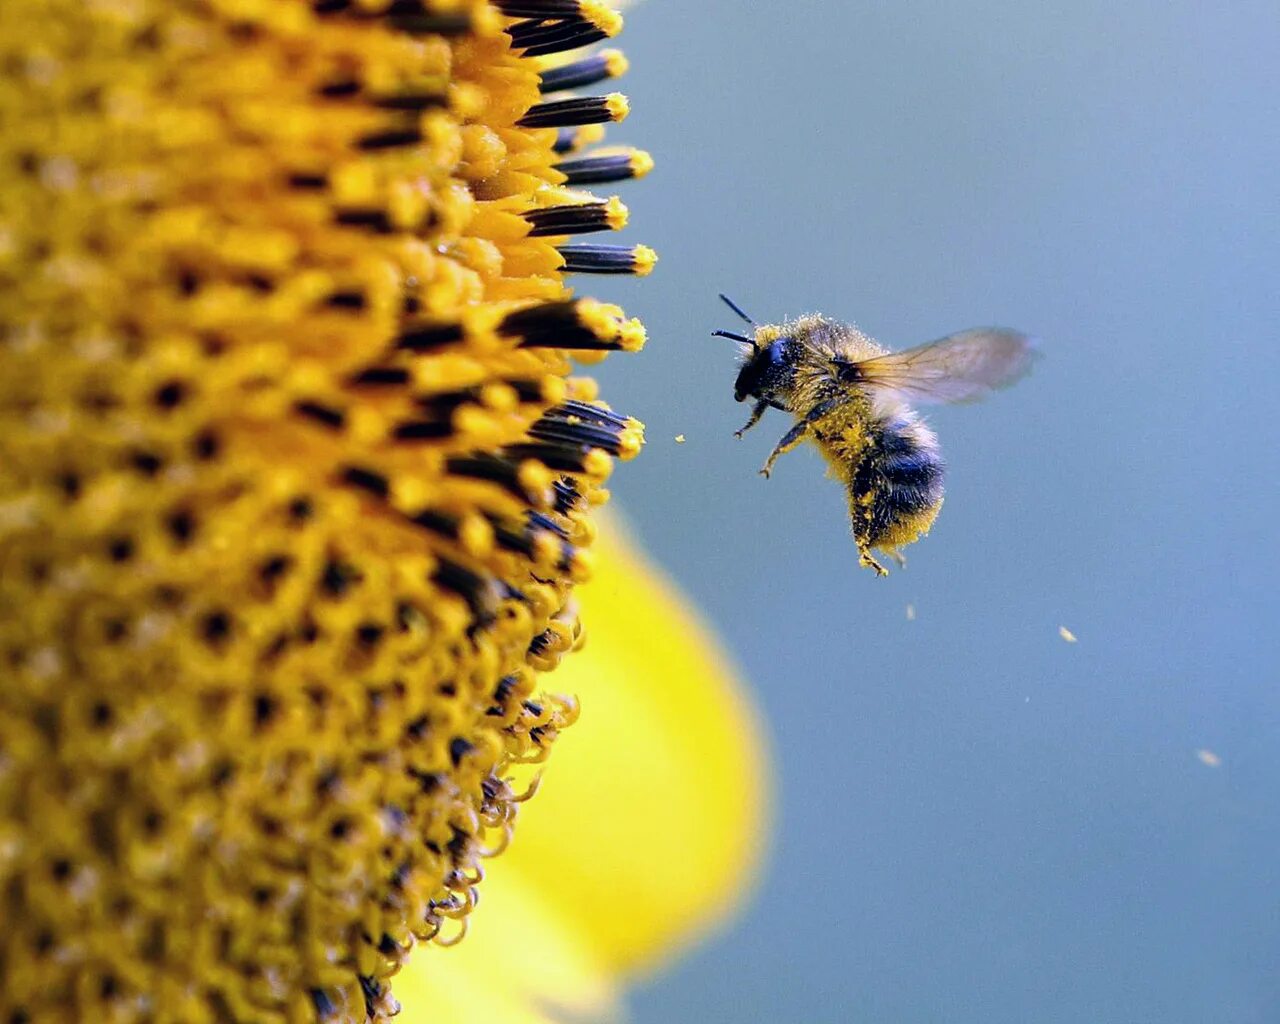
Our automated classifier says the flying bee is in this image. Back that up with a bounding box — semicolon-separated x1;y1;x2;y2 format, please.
714;294;1036;576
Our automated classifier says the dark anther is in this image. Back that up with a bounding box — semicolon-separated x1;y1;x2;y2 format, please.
356;622;384;647
360;976;384;1019
107;537;134;562
318;79;361;97
385;12;471;36
326;290;366;309
446;825;470;858
553;478;582;513
315;769;340;796
258;555;291;588
508;19;609;57
499;299;626;350
443;455;530;501
523;200;617;237
191;431;220;460
493;676;517;704
494;0;592;14
518;95;619;130
569;238;647;273
341;465;390;499
539;52;617;94
335;209;395;233
201;610;231;645
252;694;277;726
349;366;410;386
127;451;163;476
310;989;338;1020
393;420;452;440
56;472;82;499
357;126;423;151
371;91;447;111
552;126;588;154
395;321;464;351
295;400;346;429
555;152;642;185
449;737;474;767
321;560;360;597
152;380;188;409
503;441;597;474
166;509;195;544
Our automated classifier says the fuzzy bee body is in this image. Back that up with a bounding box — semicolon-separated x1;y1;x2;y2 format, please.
715;301;1034;575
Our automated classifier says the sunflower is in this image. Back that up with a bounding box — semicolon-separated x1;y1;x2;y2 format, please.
0;2;751;1021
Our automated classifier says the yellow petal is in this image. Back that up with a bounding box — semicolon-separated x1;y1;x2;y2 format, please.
396;869;619;1024
399;513;769;1015
519;516;769;975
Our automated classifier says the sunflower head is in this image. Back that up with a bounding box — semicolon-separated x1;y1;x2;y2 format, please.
0;0;651;1020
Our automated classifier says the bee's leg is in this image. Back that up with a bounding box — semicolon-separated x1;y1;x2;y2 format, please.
759;398;842;478
759;422;808;478
887;548;907;569
859;548;889;577
734;400;769;439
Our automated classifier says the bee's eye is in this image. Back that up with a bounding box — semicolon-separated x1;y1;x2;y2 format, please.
763;340;790;366
734;339;792;403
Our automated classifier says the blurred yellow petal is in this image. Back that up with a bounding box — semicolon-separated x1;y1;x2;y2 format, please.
396;869;619;1024
518;516;770;975
399;514;769;1017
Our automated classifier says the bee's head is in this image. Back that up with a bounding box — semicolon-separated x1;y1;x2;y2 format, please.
733;335;794;403
713;294;796;404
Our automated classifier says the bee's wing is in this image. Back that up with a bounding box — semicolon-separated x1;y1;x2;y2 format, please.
838;328;1037;405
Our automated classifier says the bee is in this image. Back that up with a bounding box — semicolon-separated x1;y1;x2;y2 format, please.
714;294;1036;575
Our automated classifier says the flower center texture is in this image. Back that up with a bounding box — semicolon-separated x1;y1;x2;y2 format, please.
0;1;651;1020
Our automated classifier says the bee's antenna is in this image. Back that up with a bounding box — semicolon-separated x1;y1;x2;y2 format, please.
719;293;755;325
711;330;756;347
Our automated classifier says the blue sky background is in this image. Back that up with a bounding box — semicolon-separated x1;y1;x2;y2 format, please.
579;2;1279;1021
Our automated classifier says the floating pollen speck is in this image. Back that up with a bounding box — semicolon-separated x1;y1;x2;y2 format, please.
675;434;686;444
1059;626;1078;643
905;603;916;621
1196;749;1222;768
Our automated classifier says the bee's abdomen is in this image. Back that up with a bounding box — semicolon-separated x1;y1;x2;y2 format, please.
851;420;946;549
